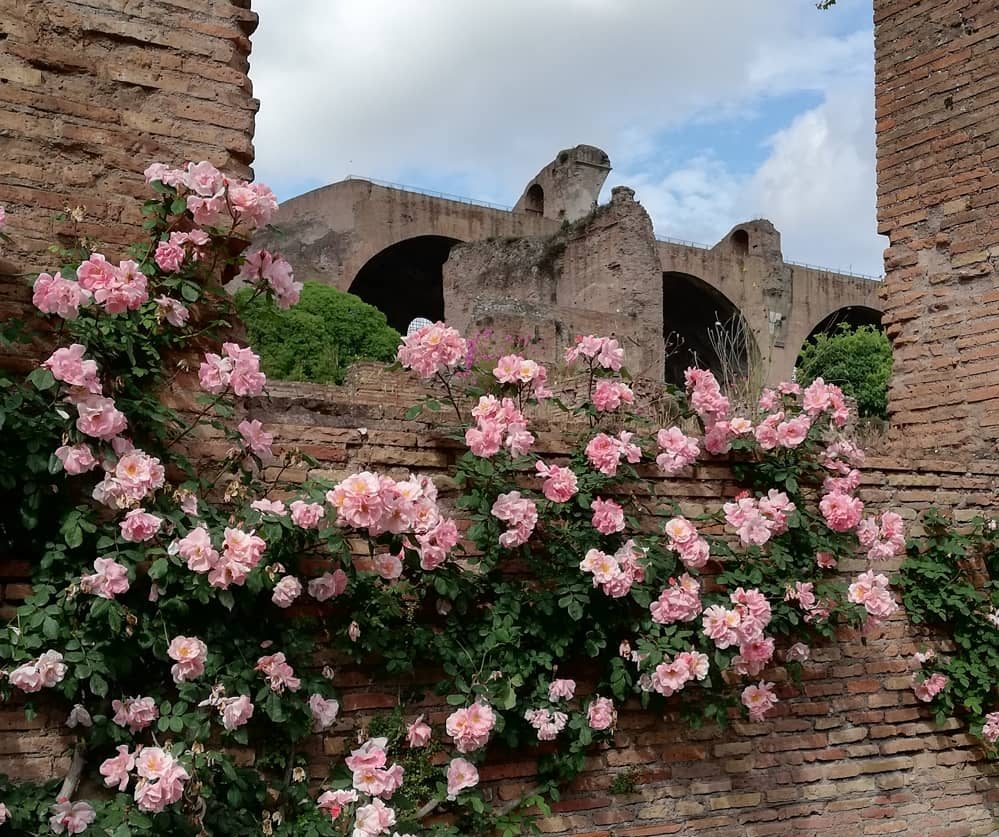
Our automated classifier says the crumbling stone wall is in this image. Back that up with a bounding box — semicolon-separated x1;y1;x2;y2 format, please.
0;0;259;369
444;186;666;378
875;0;999;458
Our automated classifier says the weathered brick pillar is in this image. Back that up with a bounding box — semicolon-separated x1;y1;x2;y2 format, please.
0;0;259;368
874;0;999;459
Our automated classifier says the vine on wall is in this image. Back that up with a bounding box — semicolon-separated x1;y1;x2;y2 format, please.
0;170;908;836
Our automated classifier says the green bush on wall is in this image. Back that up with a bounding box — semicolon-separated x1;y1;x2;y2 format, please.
796;324;892;420
235;281;401;385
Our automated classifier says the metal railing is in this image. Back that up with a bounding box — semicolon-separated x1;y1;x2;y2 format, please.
655;233;882;281
343;175;513;212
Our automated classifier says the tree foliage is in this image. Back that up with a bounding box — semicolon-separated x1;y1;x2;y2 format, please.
796;324;892;420
235;282;400;385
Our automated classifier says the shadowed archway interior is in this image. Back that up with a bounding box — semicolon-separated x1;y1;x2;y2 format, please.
348;235;461;333
805;305;884;344
663;271;752;387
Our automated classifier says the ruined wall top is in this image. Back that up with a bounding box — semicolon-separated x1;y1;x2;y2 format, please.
513;144;611;222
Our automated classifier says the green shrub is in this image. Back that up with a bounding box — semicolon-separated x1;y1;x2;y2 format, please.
235;281;401;385
796;324;892;419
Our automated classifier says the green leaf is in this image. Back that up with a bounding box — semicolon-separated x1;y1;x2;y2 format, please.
27;368;56;391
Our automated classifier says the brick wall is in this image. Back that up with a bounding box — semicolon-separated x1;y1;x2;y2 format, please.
0;0;258;370
875;0;999;459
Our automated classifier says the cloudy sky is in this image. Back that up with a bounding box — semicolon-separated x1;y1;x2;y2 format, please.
250;0;885;277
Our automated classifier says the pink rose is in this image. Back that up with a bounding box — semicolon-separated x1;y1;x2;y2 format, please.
32;272;91;319
446;758;479;799
49;799;96;835
406;715;432;747
587;696;617;731
56;443;98;475
592;379;634;412
446;703;496;753
238;419;273;456
100;745;135;791
111;696;158;732
548;678;576;701
256;652;301;692
396;322;468;378
80;556;130;599
591;497;625;535
272;575;303;608
120;509;162;542
167;635;208;683
535;460;578;503
154;240;185;273
239;250;301;309
43;344;102;393
75;395;127;440
741;681;778;721
309;694;340;731
290;500;325;529
154;296;189;326
308;570;348;601
219;695;254;730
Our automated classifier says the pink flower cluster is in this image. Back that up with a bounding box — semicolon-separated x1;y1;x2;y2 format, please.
344;738;404;800
579;540;646;597
857;511;905;561
702;587;772;651
92;448;167;508
650;573;701;624
591;497;625;534
754;411;811;450
290;500;325;529
75;395;128;440
445;702;496;752
76;254;149;314
33;272;92;319
256;651;301;693
120;508;162;542
239;249;302;309
586;696;617;730
686;368;730;426
308;569;349;601
310;694;340;731
723;490;795;547
173;525;266;589
493;354;552;399
8;650;67;693
167;635;208;683
784;581;831;624
548;678;576;701
272;575;303;607
564;335;625;370
535;460;579;503
99;745;190;813
49;799;96;835
802;377;849;427
592;379;634;412
406;715;432;747
80;557;130;599
648;650;710;697
56;443;98;475
585;431;641;476
112;696;159;732
663;516;711;569
983;712;999;744
198;342;266;397
466;395;534;458
524;707;568;740
491;490;538;548
912;672;948;702
655;427;700;475
44;344;101;395
741;681;779;721
396;321;468;378
446;757;479;799
847;570;898;624
238;419;273;456
316;788;358;824
144;161;278;230
820;491;864;533
154;229;209;273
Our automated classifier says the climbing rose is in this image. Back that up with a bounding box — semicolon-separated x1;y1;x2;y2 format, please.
309;694;340;731
272;575;303;608
446;758;480;799
154;239;185;272
256;652;301;692
218;695;254;731
120;509;162;542
308;569;348;601
787;642;810;663
290;500;325;529
587;696;617;730
592;379;634;411
44;344;101;393
154;295;189;326
913;672;948;702
741;681;779;721
396;321;468;378
445;703;496;752
80;557;130;599
56;443;98;475
167;635;208;683
353;799;396;835
251;498;286;516
585;431;641;476
548;678;576;701
100;745;135;791
317;789;358;822
650;574;701;624
49;799;96;835
238;419;273;456
591;497;625;534
535;460;578;503
820;491;864;532
112;696;158;732
564;335;624;370
33;272;91;319
9;650;67;693
982;712;999;743
406;715;432;747
239;250;302;309
75;395;127;440
491;490;538;548
198;343;265;397
847;570;898;622
656;427;700;474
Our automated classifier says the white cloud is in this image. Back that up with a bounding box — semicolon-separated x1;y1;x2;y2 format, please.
249;0;884;274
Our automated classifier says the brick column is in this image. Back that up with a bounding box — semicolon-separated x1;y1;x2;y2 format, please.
874;0;999;458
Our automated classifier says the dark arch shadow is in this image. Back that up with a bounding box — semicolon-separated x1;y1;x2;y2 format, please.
804;305;884;344
663;271;756;387
524;183;545;215
348;235;461;333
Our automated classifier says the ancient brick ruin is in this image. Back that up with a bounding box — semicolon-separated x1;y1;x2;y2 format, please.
1;1;999;835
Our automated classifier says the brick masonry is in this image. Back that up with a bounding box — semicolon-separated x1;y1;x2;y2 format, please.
875;0;999;459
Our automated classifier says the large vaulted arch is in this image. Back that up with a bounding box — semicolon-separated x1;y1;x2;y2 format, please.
348;235;462;333
804;305;884;345
663;271;755;388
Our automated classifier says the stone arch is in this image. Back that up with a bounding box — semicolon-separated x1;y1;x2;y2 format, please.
524;183;545;215
663;271;756;387
803;305;883;345
730;228;750;255
348;235;462;333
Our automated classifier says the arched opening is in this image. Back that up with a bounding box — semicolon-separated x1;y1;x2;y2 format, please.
663;272;755;388
524;183;545;215
804;305;883;344
731;229;750;255
348;235;460;333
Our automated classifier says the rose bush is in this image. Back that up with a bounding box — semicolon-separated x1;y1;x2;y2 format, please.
0;168;908;835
